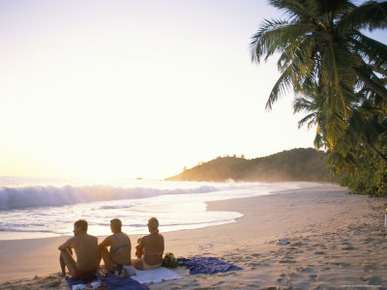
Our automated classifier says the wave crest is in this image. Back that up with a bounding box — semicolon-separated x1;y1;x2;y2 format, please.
0;184;219;210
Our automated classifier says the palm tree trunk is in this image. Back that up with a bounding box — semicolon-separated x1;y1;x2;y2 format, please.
352;67;387;101
362;139;387;164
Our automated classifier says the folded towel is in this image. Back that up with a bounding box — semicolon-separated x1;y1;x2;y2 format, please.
178;257;242;275
131;267;182;284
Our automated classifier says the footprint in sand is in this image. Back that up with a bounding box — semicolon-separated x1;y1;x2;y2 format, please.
220;271;239;277
291;241;304;247
249;257;272;269
362;263;376;273
314;251;326;255
198;243;214;251
254;263;271;269
329;245;338;250
277;273;288;284
212;281;225;287
289;246;304;254
296;266;314;273
251;253;262;258
366;275;383;286
279;258;296;264
341;245;356;251
330;261;351;267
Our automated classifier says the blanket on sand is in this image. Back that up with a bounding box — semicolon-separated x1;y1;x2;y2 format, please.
65;272;149;290
66;267;182;289
178;257;243;275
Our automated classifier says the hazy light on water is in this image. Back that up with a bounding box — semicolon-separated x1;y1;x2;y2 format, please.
0;179;299;240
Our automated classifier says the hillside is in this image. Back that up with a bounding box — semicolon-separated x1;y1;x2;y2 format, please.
166;148;331;182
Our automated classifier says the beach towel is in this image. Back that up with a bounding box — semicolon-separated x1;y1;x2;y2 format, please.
65;275;99;290
131;266;182;284
177;257;242;275
65;272;149;290
101;273;149;290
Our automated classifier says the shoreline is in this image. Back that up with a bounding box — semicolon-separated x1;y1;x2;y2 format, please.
1;182;386;289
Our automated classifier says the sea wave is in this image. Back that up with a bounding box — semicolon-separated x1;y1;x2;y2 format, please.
0;184;222;210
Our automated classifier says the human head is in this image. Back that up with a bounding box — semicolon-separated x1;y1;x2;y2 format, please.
73;219;88;235
147;217;159;233
110;218;122;233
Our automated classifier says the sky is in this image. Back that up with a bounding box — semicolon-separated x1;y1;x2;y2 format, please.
0;0;385;180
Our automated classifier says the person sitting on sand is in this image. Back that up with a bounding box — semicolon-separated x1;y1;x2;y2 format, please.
58;219;98;279
98;218;131;273
133;217;164;270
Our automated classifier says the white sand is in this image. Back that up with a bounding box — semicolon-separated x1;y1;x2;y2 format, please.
1;182;386;289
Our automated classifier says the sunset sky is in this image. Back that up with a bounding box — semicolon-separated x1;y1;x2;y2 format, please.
1;0;385;180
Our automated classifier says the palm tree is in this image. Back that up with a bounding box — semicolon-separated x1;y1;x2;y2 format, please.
293;77;387;162
250;0;387;149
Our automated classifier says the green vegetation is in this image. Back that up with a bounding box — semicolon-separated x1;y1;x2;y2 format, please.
250;0;386;196
166;148;331;182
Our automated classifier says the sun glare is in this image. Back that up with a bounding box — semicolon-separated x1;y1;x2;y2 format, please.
0;0;325;180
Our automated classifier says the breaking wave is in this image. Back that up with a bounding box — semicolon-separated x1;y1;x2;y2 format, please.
0;184;223;210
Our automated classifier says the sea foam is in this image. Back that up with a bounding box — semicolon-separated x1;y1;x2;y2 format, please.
0;184;219;210
0;179;298;239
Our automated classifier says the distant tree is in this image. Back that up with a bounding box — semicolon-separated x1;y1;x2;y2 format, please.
166;148;331;183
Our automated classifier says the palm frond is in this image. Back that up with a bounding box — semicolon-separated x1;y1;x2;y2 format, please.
250;18;290;63
340;1;387;31
269;0;314;17
351;32;387;71
265;65;293;110
297;112;317;129
250;0;386;165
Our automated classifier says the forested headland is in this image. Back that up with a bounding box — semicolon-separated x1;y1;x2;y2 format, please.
166;148;331;183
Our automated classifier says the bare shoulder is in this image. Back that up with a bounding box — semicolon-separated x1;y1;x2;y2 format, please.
74;234;97;243
66;236;76;246
102;234;112;242
68;235;83;247
58;236;74;250
67;236;76;242
88;234;98;243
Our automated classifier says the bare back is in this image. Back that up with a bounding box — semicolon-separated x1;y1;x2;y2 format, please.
110;232;131;265
71;234;98;271
141;232;164;265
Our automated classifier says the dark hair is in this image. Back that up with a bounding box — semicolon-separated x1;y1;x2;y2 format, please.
110;218;122;233
74;219;88;232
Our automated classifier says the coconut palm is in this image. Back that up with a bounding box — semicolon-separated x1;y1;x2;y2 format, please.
292;75;387;194
250;0;387;148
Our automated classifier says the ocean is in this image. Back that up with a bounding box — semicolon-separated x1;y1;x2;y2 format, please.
0;177;298;240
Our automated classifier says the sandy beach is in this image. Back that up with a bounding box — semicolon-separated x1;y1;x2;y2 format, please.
0;182;386;289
